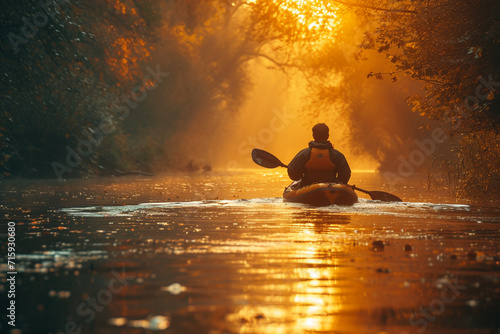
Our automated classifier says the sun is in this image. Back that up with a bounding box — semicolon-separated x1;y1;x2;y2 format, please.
281;0;340;32
246;0;341;36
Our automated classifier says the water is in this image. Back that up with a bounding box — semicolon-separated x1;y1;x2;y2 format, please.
1;170;499;334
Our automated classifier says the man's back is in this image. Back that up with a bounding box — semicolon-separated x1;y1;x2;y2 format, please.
288;140;351;186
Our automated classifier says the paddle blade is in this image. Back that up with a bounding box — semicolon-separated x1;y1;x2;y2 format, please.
351;185;402;202
251;149;287;168
367;191;402;202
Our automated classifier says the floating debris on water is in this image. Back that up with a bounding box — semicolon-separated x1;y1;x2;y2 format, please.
467;299;480;307
108;317;127;326
48;290;71;298
467;250;477;260
372;240;385;251
108;315;170;330
161;283;186;295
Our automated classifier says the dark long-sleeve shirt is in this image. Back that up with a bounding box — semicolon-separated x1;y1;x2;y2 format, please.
287;141;351;184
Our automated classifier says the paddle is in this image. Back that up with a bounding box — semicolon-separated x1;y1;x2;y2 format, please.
251;148;402;202
251;148;287;168
349;185;402;202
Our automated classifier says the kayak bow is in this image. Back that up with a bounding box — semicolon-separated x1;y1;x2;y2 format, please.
283;181;358;206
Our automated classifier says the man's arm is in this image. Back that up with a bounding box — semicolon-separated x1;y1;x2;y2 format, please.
332;150;351;183
287;148;310;181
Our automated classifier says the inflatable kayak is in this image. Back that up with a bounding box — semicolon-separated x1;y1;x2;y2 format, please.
283;181;358;206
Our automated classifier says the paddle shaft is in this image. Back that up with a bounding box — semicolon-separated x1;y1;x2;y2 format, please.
351;185;370;195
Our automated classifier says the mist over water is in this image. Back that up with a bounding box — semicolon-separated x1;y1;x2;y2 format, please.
90;2;429;176
160;56;424;174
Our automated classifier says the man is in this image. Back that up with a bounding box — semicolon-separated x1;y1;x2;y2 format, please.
288;123;351;187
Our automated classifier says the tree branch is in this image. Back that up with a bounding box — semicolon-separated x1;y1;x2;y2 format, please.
330;0;418;14
242;52;288;71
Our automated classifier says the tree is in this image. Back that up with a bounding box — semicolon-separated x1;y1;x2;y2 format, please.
0;0;158;178
356;0;500;198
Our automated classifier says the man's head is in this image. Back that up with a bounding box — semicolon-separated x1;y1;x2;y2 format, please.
312;123;329;141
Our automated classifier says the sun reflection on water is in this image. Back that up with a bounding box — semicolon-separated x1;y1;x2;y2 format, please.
227;224;345;333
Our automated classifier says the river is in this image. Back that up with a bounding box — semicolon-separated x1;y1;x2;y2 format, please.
0;170;499;334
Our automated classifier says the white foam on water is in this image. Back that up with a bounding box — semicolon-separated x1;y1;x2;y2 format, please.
2;249;108;273
61;197;283;217
59;197;480;222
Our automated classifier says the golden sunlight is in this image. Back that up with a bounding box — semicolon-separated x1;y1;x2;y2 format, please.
281;0;340;32
248;0;341;35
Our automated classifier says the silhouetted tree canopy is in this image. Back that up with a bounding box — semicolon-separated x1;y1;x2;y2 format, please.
360;0;499;131
355;0;499;197
0;0;158;177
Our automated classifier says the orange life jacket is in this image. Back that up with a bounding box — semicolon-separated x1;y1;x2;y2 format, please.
305;148;336;182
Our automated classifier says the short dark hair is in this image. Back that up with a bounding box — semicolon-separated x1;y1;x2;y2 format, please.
312;123;329;141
